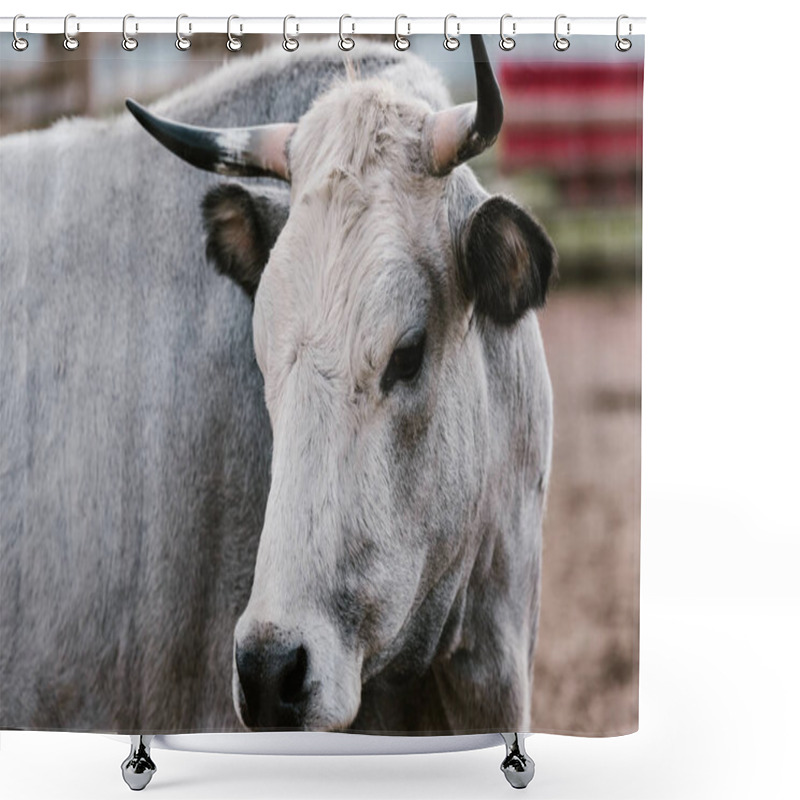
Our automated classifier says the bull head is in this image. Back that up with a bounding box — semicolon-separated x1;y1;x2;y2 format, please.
126;35;502;182
128;35;555;733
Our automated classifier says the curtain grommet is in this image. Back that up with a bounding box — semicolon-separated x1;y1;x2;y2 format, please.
554;14;570;51
443;14;460;51
175;14;191;51
63;13;79;51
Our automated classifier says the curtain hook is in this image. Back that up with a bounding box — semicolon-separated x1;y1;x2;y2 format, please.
63;13;79;51
122;14;138;51
394;15;410;51
283;15;299;51
443;14;460;51
500;14;516;51
554;14;570;51
175;14;191;51
12;14;29;51
616;14;632;51
227;15;242;51
339;14;355;51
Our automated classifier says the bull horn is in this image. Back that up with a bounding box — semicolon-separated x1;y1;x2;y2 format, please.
426;34;504;175
125;99;295;182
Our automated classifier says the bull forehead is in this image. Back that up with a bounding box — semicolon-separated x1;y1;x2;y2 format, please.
253;80;456;409
288;78;432;191
255;180;446;407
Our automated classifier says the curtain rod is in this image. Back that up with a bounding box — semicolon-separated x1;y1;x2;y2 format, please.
0;16;645;37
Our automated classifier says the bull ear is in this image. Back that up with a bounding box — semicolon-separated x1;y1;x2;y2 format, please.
202;183;290;299
459;195;557;325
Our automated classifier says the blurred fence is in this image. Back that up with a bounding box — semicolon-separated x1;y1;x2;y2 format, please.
1;37;92;132
490;60;643;282
0;34;270;134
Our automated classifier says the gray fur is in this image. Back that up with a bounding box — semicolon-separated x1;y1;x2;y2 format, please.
0;40;551;735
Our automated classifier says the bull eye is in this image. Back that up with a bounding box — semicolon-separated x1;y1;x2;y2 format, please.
380;329;426;393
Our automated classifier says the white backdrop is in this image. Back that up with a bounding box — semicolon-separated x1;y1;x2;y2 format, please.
2;1;799;798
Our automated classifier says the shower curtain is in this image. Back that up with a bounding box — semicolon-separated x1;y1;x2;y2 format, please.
0;28;643;740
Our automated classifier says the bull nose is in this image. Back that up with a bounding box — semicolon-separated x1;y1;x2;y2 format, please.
235;635;310;729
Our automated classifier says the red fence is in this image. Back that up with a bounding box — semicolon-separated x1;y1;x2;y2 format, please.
499;62;643;178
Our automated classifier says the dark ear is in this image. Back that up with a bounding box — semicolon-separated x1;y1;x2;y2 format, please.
459;195;556;325
202;182;290;299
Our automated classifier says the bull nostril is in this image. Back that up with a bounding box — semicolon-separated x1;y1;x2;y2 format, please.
279;645;308;705
235;644;261;727
235;637;310;729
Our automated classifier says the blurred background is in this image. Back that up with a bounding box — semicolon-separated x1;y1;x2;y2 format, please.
1;33;642;736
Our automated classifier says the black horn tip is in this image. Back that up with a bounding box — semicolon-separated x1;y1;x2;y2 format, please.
469;34;489;62
125;98;164;141
470;34;504;143
125;98;148;124
124;97;227;175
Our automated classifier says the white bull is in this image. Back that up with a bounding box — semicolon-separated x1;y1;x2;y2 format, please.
0;36;554;736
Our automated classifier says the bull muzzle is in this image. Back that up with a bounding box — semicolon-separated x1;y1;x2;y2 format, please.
233;618;363;731
235;628;310;729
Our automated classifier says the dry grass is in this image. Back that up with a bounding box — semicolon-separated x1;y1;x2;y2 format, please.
530;286;641;736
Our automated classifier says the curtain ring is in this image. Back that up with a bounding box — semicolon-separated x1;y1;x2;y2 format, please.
122;14;138;51
443;14;459;51
227;15;242;51
175;14;191;51
339;14;355;51
283;15;299;51
553;14;570;51
12;15;29;51
499;14;516;51
63;13;79;51
394;15;410;51
615;14;632;51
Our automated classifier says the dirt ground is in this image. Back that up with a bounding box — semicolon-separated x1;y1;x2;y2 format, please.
530;285;641;736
